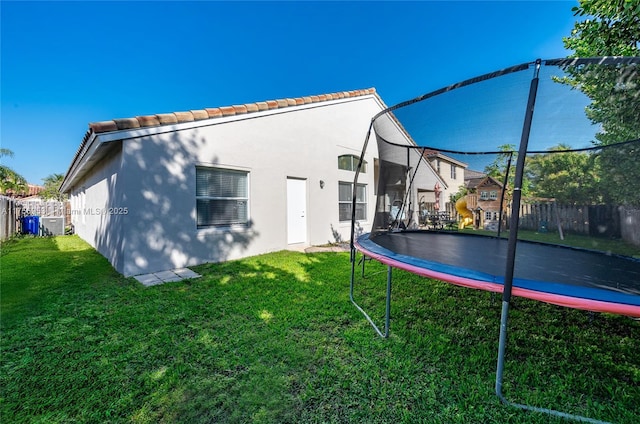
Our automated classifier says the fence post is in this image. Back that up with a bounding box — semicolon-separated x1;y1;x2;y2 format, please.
1;196;18;241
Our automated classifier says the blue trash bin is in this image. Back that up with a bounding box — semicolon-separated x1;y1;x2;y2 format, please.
21;216;40;235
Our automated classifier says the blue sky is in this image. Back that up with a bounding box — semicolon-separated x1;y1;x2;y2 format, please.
1;1;580;185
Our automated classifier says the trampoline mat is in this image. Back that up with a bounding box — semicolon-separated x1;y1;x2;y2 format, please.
359;231;640;308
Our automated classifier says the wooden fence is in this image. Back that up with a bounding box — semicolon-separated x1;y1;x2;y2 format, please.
0;198;69;240
1;196;18;241
503;203;626;238
18;200;70;223
516;202;590;234
442;200;628;240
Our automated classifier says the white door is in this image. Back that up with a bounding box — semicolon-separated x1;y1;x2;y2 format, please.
287;178;307;244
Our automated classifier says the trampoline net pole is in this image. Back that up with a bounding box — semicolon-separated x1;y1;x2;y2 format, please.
502;59;540;304
496;153;513;238
495;57;534;407
495;61;539;400
350;121;374;262
494;59;613;424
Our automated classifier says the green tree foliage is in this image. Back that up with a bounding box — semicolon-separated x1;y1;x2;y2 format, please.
562;0;639;146
559;0;640;205
484;144;515;182
39;173;67;201
563;0;640;57
482;144;532;198
0;148;28;195
526;145;602;204
595;141;640;205
449;186;468;204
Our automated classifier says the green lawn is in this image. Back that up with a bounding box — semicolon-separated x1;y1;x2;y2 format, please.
1;236;638;423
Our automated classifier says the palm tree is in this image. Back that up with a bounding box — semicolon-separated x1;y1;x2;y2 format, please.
0;148;28;195
40;173;67;201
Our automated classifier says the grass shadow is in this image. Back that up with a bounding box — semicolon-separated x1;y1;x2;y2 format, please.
1;237;638;423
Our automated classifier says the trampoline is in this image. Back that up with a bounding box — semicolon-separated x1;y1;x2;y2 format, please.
349;57;640;424
356;231;640;317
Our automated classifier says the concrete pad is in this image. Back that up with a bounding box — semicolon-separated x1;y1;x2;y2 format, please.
157;275;182;283
134;273;163;286
173;268;201;279
133;267;202;286
155;270;180;280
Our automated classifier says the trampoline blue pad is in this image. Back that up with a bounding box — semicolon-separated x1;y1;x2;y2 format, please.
358;231;640;309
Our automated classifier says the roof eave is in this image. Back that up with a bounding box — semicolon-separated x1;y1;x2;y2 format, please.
61;88;382;193
60;130;101;193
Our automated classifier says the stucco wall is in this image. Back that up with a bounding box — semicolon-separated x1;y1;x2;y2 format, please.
430;158;465;206
69;143;126;273
106;96;383;276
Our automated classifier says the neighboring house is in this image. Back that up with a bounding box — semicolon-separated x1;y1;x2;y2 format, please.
61;88;428;277
464;174;506;230
463;168;485;182
4;183;44;198
422;150;467;211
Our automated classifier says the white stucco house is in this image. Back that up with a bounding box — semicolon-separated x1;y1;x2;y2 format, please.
61;88;447;277
61;88;441;276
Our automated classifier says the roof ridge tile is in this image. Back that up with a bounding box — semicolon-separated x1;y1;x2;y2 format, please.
191;110;209;120
157;113;178;124
232;105;248;114
88;87;377;134
219;106;236;116
113;118;140;130
174;111;194;123
89;121;118;133
205;107;223;118
136;115;161;126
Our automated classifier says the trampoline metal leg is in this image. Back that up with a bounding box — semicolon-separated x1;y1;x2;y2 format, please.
495;301;611;424
350;257;392;338
495;300;510;402
384;266;392;334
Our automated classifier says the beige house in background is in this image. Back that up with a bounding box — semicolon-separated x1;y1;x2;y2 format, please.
421;150;468;211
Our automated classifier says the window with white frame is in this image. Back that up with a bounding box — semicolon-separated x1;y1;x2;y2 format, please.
489;190;498;200
480;191;489;200
196;167;249;228
485;211;493;221
450;164;457;179
339;182;366;222
338;155;366;173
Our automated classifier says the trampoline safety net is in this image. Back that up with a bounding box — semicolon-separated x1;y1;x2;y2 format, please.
353;57;640;305
350;57;640;424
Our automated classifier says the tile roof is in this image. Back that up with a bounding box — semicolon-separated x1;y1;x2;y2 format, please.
86;88;377;136
465;175;504;189
464;168;487;180
4;183;44;198
63;87;379;191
